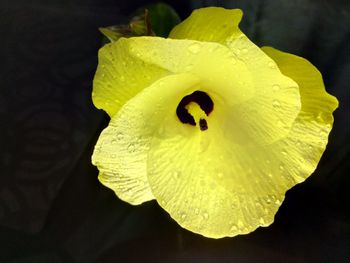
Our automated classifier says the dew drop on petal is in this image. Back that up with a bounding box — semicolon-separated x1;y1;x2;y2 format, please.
203;212;209;220
188;42;202;54
128;143;135;153
319;129;328;138
230;224;238;232
272;84;280;92
268;61;276;68
117;132;123;141
184;64;194;71
273;99;281;108
237;220;244;229
277;120;284;127
172;171;180;179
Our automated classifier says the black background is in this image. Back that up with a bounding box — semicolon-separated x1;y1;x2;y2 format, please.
1;0;349;262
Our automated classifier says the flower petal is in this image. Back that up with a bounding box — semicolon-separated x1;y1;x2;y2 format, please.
169;8;302;144
125;36;300;144
147;117;287;238
145;47;338;237
169;7;243;43
92;73;201;205
92;38;169;117
261;46;338;183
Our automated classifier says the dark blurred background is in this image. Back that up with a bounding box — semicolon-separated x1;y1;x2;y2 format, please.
0;0;349;262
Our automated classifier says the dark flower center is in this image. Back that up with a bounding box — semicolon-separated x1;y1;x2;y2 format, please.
176;91;213;131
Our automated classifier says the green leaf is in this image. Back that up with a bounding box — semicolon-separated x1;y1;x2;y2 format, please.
99;26;133;42
137;3;181;38
99;2;181;43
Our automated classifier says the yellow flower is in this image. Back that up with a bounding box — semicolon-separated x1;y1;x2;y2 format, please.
91;7;338;238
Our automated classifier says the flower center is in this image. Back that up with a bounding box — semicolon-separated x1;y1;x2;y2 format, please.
176;91;214;131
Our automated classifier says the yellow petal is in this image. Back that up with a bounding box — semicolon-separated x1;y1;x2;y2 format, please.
147;115;288;238
93;6;339;239
125;36;300;144
92;38;169;117
261;46;338;183
92;73;201;205
169;8;303;143
145;46;338;237
169;7;243;43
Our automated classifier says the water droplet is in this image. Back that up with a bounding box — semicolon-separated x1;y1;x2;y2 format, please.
277;120;284;127
208;45;219;52
279;164;284;170
275;199;281;205
237;220;244;229
281;150;287;156
230;224;238;232
272;84;280;92
267;173;273;178
184;64;194;71
188;43;202;54
172;171;180;179
320;129;328;138
117;133;123;140
273;99;281;108
181;213;187;220
110;154;116;158
194;208;199;215
203;212;209;220
128;144;135;153
259;217;265;224
217;172;224;178
241;48;248;54
268;61;276;69
120;76;125;82
111;139;117;144
226;54;237;64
